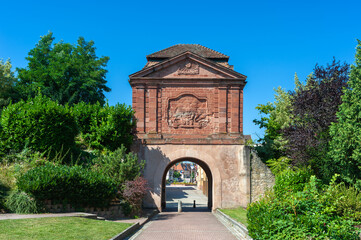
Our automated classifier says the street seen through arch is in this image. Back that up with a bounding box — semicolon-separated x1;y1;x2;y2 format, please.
165;162;209;211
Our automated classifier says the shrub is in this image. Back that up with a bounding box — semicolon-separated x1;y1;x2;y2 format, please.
0;149;45;165
266;156;291;175
0;181;10;211
72;102;135;151
321;175;361;221
122;177;148;216
247;175;361;239
5;190;42;213
17;163;116;207
93;146;144;189
273;167;312;199
0;94;78;160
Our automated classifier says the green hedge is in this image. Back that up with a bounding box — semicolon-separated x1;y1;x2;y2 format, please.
72;102;135;151
17;163;116;207
0;94;78;160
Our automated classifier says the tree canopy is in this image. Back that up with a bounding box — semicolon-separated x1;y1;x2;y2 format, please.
254;59;349;179
17;32;110;106
327;40;361;188
283;59;349;175
253;86;292;163
0;59;19;112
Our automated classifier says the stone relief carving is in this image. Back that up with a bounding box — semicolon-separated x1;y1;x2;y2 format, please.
177;60;199;75
168;94;211;129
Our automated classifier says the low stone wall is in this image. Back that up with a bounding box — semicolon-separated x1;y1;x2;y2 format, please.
43;200;125;219
250;149;275;202
214;209;252;240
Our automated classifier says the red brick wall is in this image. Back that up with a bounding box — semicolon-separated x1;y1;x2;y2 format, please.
132;84;244;139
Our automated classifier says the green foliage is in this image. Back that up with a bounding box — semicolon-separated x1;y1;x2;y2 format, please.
0;180;10;211
254;87;292;163
173;171;181;179
247;173;361;239
17;32;110;106
273;168;312;199
92;146;144;188
0;94;78;161
327;40;361;188
72;102;135;151
5;190;42;213
0;59;19;113
0;148;45;165
266;156;291;175
17;163;116;207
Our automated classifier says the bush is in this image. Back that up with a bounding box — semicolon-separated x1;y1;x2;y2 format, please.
0;94;78;161
0;181;10;211
5;190;42;213
122;177;148;216
93;146;144;189
0;149;45;165
247;174;361;239
72;102;135;151
273;167;312;199
17;163;116;207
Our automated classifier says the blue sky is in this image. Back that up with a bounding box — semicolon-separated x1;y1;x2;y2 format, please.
1;0;360;139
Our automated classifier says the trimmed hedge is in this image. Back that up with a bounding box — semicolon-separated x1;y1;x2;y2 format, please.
0;94;78;160
17;163;116;207
72;102;135;151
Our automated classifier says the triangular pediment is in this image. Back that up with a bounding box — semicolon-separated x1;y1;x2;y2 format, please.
129;52;246;80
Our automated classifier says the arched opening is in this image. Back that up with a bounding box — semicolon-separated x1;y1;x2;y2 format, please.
161;157;213;211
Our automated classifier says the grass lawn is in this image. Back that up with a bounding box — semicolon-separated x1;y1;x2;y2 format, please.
220;207;248;227
0;217;133;240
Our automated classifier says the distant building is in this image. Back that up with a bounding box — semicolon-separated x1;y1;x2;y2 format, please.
197;167;208;196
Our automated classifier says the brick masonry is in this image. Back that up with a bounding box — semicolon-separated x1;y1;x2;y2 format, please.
129;45;273;210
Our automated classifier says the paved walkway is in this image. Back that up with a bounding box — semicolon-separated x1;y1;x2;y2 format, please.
130;212;238;240
165;185;208;210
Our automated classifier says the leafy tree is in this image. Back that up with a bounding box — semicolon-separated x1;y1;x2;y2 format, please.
283;59;349;176
173;171;181;179
0;59;19;112
17;32;110;105
327;40;361;188
253;86;292;163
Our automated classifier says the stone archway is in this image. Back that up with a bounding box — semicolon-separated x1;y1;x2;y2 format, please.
129;44;256;211
161;157;213;210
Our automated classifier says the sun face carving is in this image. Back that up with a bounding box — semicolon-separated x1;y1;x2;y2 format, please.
177;60;199;75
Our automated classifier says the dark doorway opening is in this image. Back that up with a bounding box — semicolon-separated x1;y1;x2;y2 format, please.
161;158;213;212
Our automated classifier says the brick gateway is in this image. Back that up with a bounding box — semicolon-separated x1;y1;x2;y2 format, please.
129;45;273;211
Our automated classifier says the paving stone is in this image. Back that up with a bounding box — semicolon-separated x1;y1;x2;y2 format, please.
132;212;238;240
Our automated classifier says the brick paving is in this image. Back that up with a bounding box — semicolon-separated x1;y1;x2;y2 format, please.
131;212;238;240
165;185;208;210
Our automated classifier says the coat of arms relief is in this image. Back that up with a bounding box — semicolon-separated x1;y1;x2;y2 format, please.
167;94;212;129
177;60;199;75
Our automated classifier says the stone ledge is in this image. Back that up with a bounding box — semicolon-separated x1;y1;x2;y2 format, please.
110;209;159;240
110;223;140;240
214;209;252;240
